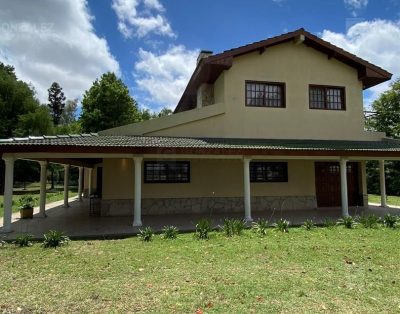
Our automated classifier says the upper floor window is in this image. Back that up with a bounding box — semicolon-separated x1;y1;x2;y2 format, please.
245;81;285;108
250;162;288;182
144;161;190;183
309;85;345;110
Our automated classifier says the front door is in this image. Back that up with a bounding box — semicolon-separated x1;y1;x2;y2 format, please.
315;162;361;207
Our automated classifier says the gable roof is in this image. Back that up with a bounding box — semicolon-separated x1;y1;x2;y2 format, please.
174;28;392;113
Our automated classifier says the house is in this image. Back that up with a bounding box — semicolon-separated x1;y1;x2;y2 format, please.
0;28;398;233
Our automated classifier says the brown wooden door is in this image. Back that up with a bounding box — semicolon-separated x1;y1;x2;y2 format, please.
315;162;361;207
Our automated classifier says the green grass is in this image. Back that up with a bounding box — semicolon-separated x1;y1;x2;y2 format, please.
0;183;78;217
368;194;400;206
0;227;399;313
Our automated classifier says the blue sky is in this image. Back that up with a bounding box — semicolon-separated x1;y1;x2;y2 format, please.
0;0;399;112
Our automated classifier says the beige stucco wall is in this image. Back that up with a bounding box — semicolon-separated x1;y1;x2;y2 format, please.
102;158;315;200
148;42;376;140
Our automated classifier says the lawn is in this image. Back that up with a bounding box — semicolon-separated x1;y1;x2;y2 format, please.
368;194;400;206
0;183;78;217
0;227;399;313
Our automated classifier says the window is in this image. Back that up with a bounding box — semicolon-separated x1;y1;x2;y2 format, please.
245;81;285;107
144;161;190;183
309;85;345;110
250;162;288;182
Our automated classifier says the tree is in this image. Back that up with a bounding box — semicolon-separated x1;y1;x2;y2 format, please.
56;98;82;134
80;72;140;132
60;99;78;125
366;79;400;138
14;106;54;136
366;78;400;195
0;62;47;138
48;82;66;125
0;62;54;194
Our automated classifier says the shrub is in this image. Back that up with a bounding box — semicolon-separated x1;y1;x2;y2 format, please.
221;219;235;237
302;219;315;230
161;225;179;240
323;218;336;228
221;219;246;237
252;219;269;236
382;214;398;228
14;233;33;247
273;218;290;233
138;227;154;242
358;214;380;228
42;230;70;248
195;218;212;240
233;219;246;236
337;216;357;229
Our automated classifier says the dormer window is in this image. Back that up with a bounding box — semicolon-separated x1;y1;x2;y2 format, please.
309;85;345;110
245;81;285;108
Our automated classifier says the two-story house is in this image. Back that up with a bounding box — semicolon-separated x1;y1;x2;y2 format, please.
0;28;397;233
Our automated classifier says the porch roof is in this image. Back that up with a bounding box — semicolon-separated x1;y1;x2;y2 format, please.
2;134;400;157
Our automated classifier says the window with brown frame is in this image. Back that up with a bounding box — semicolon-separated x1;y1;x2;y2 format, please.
250;162;288;183
309;85;345;110
144;161;190;183
245;81;285;108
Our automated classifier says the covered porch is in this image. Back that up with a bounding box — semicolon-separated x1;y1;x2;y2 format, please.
1;196;399;240
1;135;400;238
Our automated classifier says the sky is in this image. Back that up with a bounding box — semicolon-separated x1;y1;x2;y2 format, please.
0;0;399;113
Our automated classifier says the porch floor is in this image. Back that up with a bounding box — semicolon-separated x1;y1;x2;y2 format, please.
1;198;400;240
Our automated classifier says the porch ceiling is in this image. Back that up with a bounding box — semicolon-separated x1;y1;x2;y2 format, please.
2;134;400;158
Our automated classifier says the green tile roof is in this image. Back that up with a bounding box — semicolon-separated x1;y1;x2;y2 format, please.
1;134;400;152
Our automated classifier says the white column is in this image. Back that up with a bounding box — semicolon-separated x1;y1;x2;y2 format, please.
379;160;387;207
340;159;349;217
88;168;93;196
133;157;143;227
78;166;83;202
360;161;368;207
39;160;47;217
63;164;70;208
2;156;14;232
243;158;252;222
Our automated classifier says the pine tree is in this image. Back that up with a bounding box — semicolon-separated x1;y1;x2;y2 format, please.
48;82;66;125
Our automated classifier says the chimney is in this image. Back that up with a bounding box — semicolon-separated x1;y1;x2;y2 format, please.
197;50;213;65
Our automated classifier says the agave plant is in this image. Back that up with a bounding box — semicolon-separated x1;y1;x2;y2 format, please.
302;219;315;230
273;218;290;233
382;214;398;228
14;233;33;247
195;218;212;240
138;226;154;242
42;230;70;248
252;219;269;236
337;216;357;229
161;225;179;240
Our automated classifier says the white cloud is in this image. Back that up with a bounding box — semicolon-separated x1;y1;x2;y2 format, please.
0;0;119;103
134;45;198;110
322;20;400;106
111;0;175;38
344;0;368;9
344;0;368;16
